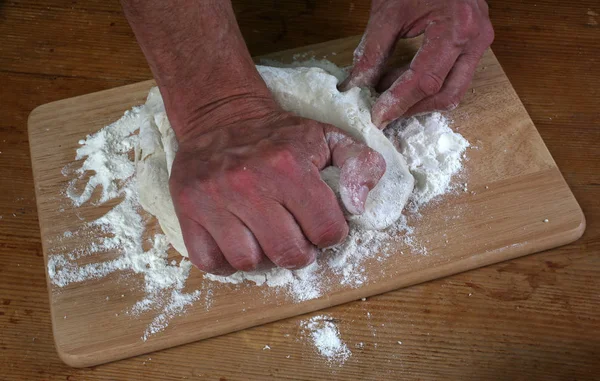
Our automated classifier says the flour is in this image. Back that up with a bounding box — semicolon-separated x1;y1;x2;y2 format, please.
49;108;202;339
205;261;322;302
385;113;470;205
142;289;202;341
64;108;141;206
47;60;469;345
301;315;352;364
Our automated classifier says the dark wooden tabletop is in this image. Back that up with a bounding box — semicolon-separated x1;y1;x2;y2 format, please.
1;1;599;380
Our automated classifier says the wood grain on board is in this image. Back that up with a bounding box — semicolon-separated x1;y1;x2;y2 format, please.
28;35;584;367
2;0;599;379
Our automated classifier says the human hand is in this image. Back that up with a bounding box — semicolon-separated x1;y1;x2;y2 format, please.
169;111;386;275
340;0;494;126
123;0;388;275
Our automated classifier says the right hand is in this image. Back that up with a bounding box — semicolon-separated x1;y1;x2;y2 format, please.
169;110;386;276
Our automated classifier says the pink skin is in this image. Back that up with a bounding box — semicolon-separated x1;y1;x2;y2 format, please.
170;112;385;275
340;0;495;128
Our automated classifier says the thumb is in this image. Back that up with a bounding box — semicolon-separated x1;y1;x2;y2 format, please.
323;126;386;215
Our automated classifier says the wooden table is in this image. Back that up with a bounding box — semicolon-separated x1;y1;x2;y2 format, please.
1;1;598;379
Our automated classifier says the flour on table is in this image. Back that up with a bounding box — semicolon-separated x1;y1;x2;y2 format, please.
49;108;203;340
47;60;469;343
64;108;141;206
300;315;351;365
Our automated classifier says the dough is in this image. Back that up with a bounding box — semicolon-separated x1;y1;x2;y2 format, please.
136;65;414;258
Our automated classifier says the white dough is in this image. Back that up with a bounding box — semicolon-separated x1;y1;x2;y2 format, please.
135;65;414;258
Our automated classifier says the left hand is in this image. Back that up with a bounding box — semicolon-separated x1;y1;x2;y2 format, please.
340;0;495;127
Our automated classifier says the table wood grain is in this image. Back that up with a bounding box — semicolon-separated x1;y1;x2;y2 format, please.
1;0;599;379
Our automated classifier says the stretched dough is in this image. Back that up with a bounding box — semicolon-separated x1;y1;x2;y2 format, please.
136;66;414;258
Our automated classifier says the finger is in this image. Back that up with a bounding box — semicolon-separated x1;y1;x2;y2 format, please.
339;11;400;91
280;166;349;248
403;49;484;117
202;211;267;272
235;202;317;270
323;126;386;215
178;216;236;276
372;23;463;127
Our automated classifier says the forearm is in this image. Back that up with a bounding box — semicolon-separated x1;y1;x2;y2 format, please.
121;0;277;140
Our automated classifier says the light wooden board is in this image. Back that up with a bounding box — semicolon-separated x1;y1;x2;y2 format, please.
28;36;585;368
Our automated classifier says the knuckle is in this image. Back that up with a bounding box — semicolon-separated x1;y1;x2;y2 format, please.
437;94;461;111
265;143;299;173
310;220;348;248
170;163;210;194
417;72;444;97
481;24;495;46
171;176;218;210
451;3;481;43
454;2;477;27
272;241;315;269
228;254;260;272
223;165;257;194
170;181;197;208
189;253;226;275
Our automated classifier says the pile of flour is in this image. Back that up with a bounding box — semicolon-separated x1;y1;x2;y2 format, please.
47;62;469;341
300;315;352;364
385;113;469;205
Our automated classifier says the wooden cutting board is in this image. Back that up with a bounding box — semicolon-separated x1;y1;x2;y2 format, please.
28;36;585;368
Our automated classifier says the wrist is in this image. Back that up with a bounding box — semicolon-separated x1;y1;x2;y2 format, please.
167;89;280;143
122;0;278;142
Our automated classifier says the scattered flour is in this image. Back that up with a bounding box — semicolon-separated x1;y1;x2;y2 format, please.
64;108;141;206
50;109;202;339
206;261;322;302
141;289;202;342
301;315;351;364
47;61;469;350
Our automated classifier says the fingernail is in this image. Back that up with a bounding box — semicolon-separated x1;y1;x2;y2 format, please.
338;78;351;92
371;112;385;129
281;248;317;270
379;120;391;130
342;184;369;215
355;185;369;214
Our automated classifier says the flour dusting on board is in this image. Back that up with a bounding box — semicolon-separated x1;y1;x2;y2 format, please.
300;315;352;364
47;61;469;349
